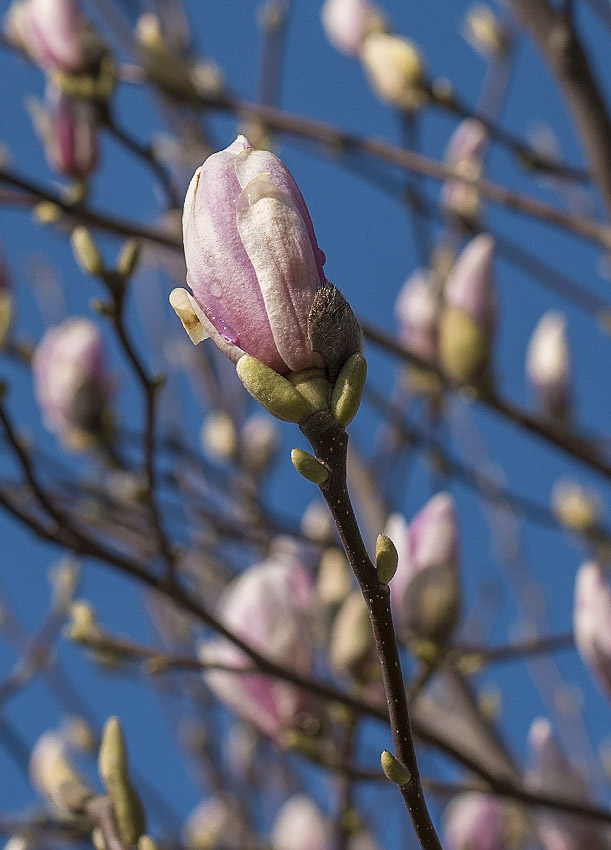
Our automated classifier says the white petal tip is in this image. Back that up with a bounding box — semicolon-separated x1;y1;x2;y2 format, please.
169;288;207;344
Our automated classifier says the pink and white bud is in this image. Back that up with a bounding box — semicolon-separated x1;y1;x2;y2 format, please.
183;798;243;850
441;119;488;222
444;235;495;332
439;234;496;382
174;135;327;375
30;84;98;179
5;0;89;74
271;795;331;850
526;311;571;420
321;0;383;57
394;268;438;362
574;562;611;700
32;317;111;448
385;493;460;642
199;556;315;738
527;717;606;850
443;793;505;850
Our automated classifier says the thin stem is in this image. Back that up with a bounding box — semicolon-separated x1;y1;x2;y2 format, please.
300;410;442;850
453;632;575;665
100;110;181;209
361;321;611;479
108;290;176;583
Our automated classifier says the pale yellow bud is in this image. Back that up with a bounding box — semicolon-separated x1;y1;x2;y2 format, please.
360;33;427;111
201;411;238;460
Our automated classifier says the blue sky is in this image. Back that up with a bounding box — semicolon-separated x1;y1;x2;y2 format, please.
0;0;610;845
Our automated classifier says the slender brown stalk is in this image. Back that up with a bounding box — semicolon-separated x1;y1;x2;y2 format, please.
300;409;442;850
510;0;611;216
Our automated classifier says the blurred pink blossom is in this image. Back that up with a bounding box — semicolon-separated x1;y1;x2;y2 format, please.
394;268;438;362
574;561;611;699
527;717;607;850
443;793;504;850
444;234;496;334
271;795;331;850
199;555;315;738
31;84;98;179
321;0;380;57
526;311;571;420
32;317;110;447
441;119;488;222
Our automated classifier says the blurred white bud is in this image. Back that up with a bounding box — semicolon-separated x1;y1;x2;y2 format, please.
321;0;385;57
463;5;507;58
271;795;332;850
360;33;427;111
201;411;238;460
241;413;279;473
552;480;600;533
526;311;571;420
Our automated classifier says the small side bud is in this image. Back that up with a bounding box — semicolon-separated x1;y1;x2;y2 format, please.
98;717;146;845
331;353;367;426
375;534;398;584
291;448;329;484
34;201;63;223
117;240;140;279
380;750;412;787
236;355;313;423
66;601;98;642
72;227;104;277
169;288;207;344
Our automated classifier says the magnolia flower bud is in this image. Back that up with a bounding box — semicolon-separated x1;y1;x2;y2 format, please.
385;492;460;643
526;311;571;420
574;562;611;700
321;0;385;57
441;119;488;224
527;718;606;850
439;234;495;383
199;557;315;738
183;798;242;850
360;33;427;111
30;84;98;180
394;269;439;362
174;136;330;375
271;795;331;850
98;717;146;846
29;731;91;814
5;0;102;75
463;5;508;58
32;317;111;449
443;793;505;850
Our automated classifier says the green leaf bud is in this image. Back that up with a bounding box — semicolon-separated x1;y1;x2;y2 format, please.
331;353;367;427
380;750;412;787
291;448;329;484
98;717;146;845
236;355;312;423
438;305;490;384
375;534;398;584
72;227;104;277
117;239;141;280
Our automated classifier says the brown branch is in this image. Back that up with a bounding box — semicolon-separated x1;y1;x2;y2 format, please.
301;410;442;850
510;0;611;216
361;322;611;479
453;632;575;666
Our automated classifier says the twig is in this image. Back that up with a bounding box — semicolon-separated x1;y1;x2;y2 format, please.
301;410;442;850
361;321;611;479
509;0;611;216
